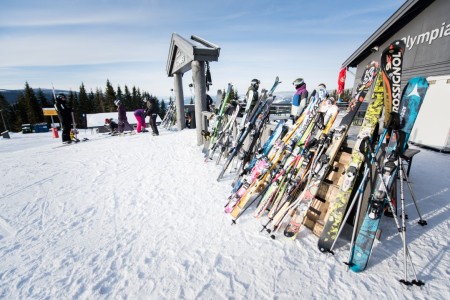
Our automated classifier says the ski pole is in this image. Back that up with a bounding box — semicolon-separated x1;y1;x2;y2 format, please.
398;157;409;284
399;160;427;225
366;139;424;286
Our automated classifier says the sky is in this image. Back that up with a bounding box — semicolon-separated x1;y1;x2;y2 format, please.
0;0;406;99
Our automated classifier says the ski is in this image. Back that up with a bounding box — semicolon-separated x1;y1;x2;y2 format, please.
204;83;233;158
217;76;281;181
206;103;241;162
262;98;339;236
229;85;330;222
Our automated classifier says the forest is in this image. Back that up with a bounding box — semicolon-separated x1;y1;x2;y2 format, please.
0;80;352;133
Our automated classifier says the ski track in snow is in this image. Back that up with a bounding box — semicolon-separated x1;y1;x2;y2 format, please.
0;129;449;299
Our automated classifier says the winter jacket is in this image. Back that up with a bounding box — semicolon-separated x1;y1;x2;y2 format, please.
134;109;145;117
145;98;158;116
54;99;72;120
118;104;127;121
291;84;309;117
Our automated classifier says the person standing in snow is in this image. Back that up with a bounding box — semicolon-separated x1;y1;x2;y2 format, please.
144;96;159;136
133;108;147;133
54;93;73;144
114;99;134;134
291;78;309;122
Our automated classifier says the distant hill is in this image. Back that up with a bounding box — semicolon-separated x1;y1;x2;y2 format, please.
0;88;73;105
1;89;293;105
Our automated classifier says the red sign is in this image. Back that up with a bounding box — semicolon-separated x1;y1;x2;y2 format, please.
337;67;347;95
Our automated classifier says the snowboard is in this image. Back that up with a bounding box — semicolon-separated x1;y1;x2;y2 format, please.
348;76;429;272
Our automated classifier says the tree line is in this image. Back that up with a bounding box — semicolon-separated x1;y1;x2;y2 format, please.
0;80;168;132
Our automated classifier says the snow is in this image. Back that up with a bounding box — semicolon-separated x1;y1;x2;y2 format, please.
0;128;449;299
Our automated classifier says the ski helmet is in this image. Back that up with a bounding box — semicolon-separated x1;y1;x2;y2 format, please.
292;78;304;87
251;79;260;88
318;88;328;99
56;93;66;101
114;99;121;106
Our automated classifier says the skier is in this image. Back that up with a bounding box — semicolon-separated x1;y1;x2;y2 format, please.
291;78;309;122
133;109;147;133
114;99;134;134
144;96;159;136
54;93;73;144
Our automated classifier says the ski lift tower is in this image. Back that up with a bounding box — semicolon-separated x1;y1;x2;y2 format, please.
166;33;220;145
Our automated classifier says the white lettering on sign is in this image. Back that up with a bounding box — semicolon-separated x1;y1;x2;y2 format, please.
391;52;402;113
401;22;450;51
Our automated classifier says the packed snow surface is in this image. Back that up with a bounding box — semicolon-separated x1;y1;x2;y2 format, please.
0;129;449;299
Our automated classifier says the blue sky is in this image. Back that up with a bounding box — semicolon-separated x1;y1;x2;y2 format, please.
0;0;405;99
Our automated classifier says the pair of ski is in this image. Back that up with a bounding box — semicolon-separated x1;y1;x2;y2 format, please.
257;60;379;239
203;83;233;158
205;103;241;163
228;90;322;198
230;86;336;221
268;130;335;238
229;86;336;223
217;76;281;181
161;99;176;129
258;130;335;237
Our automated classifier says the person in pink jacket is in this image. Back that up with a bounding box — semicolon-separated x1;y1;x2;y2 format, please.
133;109;146;133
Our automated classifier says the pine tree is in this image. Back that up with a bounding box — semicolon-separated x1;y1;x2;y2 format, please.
233;88;239;100
153;97;160;114
16;93;27;127
87;90;96;113
116;85;123;103
22;82;43;124
160;100;167;119
37;89;51;108
65;91;78;126
228;88;235;101
105;80;116;112
0;94;12;132
131;86;141;109
78;83;89;127
95;88;106;112
124;85;132;110
330;88;352;103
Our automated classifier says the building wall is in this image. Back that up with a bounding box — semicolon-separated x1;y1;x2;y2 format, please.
352;0;450;91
